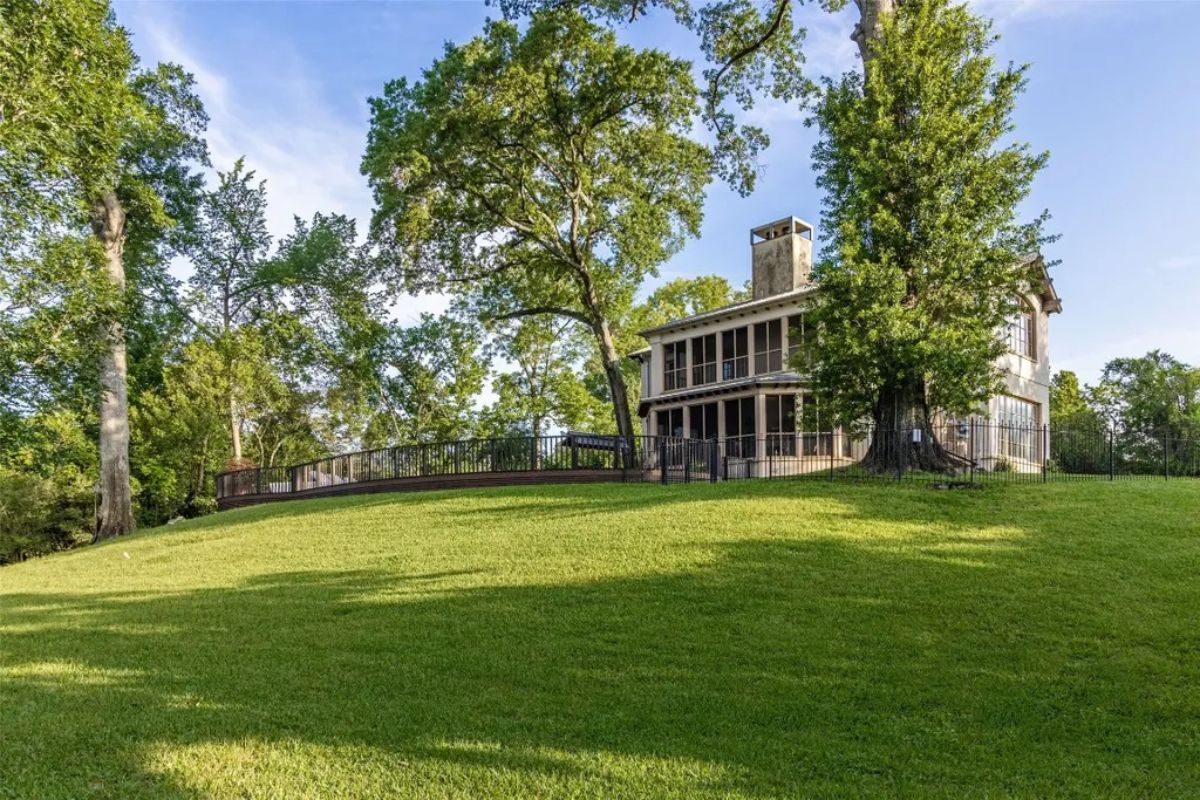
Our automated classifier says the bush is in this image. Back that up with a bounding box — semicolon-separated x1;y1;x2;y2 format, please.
0;467;92;564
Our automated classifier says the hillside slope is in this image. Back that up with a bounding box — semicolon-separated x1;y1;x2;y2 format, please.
3;480;1199;799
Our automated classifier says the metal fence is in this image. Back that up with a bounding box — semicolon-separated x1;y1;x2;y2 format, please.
216;424;1199;504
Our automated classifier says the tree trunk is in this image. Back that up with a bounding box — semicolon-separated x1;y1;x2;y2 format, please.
862;376;954;474
593;318;636;462
229;387;242;462
852;0;898;61
91;191;135;541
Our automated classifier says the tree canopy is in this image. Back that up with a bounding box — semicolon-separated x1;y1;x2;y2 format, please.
363;9;712;446
805;0;1052;469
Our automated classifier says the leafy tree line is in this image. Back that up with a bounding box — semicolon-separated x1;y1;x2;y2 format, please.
1050;353;1200;473
9;0;1181;566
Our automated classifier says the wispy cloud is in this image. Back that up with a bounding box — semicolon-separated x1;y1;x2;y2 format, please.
125;7;446;323
971;0;1091;28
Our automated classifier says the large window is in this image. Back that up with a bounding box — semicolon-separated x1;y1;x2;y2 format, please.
996;395;1038;462
1006;299;1035;359
656;407;684;438
721;327;749;380
723;397;756;457
691;333;717;386
754;319;783;373
663;340;687;391
765;394;797;455
689;402;719;440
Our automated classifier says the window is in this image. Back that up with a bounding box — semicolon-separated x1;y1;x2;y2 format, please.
765;394;797;455
688;402;719;440
721;327;749;380
996;395;1038;462
691;333;717;385
754;319;783;373
663;340;687;391
1006;299;1036;359
788;314;813;370
656;407;684;438
723;397;756;458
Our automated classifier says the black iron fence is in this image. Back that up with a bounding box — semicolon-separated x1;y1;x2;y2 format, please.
216;424;1199;504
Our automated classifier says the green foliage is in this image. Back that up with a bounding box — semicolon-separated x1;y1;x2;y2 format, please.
481;316;590;437
1091;351;1200;441
362;313;489;446
495;0;813;193
806;0;1052;429
0;410;98;562
1050;370;1103;431
363;9;712;441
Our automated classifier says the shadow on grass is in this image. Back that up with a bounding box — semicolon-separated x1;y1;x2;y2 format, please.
4;481;1198;798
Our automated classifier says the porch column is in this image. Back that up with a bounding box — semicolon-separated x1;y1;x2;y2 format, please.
681;404;691;440
748;322;756;375
717;398;727;440
755;392;767;442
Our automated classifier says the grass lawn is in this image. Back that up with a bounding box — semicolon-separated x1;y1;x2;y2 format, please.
2;479;1199;799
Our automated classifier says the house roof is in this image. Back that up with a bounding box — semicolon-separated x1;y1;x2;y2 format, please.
636;371;807;417
636;253;1062;342
636;285;820;337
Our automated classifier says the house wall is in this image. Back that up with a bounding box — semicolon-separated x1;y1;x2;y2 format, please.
641;296;814;438
992;290;1053;425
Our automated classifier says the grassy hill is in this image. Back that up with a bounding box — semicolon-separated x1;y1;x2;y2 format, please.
3;479;1199;799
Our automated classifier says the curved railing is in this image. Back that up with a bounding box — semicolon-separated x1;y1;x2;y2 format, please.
214;425;1199;509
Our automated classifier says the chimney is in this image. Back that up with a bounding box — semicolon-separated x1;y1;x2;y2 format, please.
750;217;814;299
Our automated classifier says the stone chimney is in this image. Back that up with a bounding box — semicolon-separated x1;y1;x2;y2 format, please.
751;217;814;299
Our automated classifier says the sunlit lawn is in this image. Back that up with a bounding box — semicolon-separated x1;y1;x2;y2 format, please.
2;478;1199;799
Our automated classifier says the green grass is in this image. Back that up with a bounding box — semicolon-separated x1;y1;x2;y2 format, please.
2;479;1199;799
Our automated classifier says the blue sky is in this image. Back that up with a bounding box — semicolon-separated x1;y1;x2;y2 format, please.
113;0;1200;385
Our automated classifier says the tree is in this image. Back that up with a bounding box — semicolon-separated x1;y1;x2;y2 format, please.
371;313;488;445
1;0;208;539
804;0;1051;471
186;159;273;463
482;315;587;439
1091;352;1200;441
496;0;810;194
362;10;712;451
1050;370;1102;431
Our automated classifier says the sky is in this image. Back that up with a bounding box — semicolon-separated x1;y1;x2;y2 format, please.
112;0;1200;385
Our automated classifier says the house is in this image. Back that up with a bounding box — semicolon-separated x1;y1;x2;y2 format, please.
631;216;1062;473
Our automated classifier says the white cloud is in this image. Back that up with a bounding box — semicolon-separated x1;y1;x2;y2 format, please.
1160;254;1199;273
970;0;1091;27
127;8;448;322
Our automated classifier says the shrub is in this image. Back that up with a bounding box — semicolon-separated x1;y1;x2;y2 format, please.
0;467;92;564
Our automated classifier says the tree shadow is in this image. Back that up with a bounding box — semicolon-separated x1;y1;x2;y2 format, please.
5;483;1198;800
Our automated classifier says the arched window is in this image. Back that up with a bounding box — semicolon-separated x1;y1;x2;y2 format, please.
1006;298;1035;359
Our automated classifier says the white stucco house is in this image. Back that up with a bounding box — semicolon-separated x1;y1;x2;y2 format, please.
631;215;1062;473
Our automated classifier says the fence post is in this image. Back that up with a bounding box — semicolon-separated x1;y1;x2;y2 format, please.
659;439;668;485
684;442;691;484
710;438;718;483
969;418;976;484
571;437;579;470
1164;429;1170;480
1108;429;1115;481
1042;423;1048;483
829;430;835;481
768;439;773;479
289;466;297;494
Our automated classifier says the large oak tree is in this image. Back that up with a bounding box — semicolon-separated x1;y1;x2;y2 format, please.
363;10;711;448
